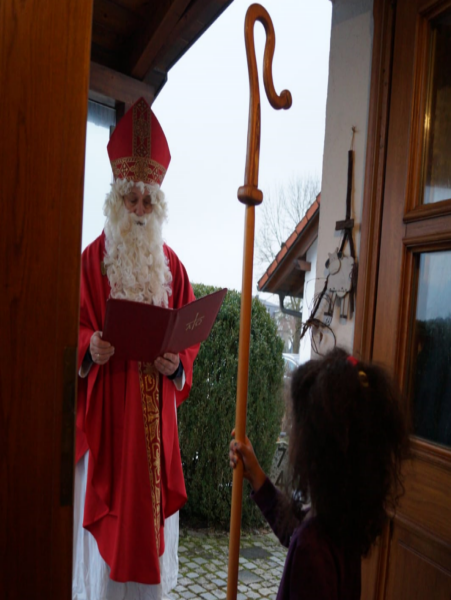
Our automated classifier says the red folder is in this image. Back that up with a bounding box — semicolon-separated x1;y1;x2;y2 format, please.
103;288;227;363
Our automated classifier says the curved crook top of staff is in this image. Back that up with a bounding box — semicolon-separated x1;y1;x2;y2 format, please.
238;3;292;207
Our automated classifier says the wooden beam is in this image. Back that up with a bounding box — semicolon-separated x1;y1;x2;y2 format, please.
148;0;234;80
93;0;141;38
295;259;311;272
89;61;155;106
128;0;193;79
335;218;354;230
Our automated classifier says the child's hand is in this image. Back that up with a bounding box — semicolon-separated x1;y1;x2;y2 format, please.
229;430;266;492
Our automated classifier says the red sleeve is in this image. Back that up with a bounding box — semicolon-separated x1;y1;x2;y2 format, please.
165;245;199;407
76;234;106;461
78;251;99;366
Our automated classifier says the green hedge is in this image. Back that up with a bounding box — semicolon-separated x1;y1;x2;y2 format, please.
178;284;285;528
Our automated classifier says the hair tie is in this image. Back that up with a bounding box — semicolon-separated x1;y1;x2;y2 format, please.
347;355;369;387
358;371;369;387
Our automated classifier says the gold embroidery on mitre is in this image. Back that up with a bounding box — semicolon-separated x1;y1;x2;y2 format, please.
133;98;151;159
138;362;161;555
110;157;166;186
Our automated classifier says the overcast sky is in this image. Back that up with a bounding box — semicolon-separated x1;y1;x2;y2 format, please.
82;0;332;296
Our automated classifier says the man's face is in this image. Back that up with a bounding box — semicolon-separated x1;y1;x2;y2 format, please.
123;185;153;218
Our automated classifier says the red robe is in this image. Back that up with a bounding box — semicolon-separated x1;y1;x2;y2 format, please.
76;231;198;584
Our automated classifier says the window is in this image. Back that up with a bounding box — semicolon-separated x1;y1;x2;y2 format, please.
82;100;116;249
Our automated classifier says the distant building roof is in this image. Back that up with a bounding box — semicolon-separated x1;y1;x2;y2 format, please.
256;295;279;318
257;194;320;298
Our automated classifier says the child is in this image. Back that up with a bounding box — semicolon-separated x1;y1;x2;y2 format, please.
229;347;409;600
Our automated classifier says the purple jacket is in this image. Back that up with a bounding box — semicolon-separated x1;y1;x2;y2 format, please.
252;478;361;600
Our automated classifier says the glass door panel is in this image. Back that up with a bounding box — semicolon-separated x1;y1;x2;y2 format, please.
409;251;451;447
421;11;451;206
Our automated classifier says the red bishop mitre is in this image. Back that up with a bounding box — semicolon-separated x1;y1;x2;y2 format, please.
107;97;171;186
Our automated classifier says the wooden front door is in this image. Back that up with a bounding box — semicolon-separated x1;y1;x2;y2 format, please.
0;1;93;598
360;0;451;597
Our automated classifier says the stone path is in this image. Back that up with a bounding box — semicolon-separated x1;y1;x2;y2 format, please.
170;527;287;600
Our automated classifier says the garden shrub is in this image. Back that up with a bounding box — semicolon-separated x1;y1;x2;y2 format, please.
178;284;285;528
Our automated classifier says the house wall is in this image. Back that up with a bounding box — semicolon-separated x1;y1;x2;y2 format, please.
314;0;374;354
299;236;319;364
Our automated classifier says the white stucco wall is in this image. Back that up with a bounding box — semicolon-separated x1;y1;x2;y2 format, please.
299;236;319;364
313;0;374;355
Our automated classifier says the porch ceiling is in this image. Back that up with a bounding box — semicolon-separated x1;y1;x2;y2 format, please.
91;0;234;97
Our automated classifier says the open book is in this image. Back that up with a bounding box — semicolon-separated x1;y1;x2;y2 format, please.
103;288;227;363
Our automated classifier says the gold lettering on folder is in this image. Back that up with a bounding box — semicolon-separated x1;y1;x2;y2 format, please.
186;313;205;331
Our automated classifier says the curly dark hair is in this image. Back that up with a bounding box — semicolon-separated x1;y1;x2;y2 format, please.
289;347;409;556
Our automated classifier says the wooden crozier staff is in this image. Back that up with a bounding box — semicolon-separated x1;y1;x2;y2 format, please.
227;5;292;600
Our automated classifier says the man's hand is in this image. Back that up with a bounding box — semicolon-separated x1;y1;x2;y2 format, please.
90;331;114;365
229;430;266;492
154;352;180;377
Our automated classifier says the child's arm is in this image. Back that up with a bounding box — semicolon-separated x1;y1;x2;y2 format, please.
228;432;266;491
229;433;305;548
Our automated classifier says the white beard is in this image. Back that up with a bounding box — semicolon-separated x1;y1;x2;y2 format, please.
103;204;172;307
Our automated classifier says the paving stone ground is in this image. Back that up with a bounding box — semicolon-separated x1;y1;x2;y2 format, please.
170;527;287;600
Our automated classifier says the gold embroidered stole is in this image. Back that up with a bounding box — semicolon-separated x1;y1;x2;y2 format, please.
138;362;161;553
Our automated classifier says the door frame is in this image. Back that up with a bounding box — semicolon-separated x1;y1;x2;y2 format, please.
352;2;398;595
355;0;451;597
353;0;397;364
